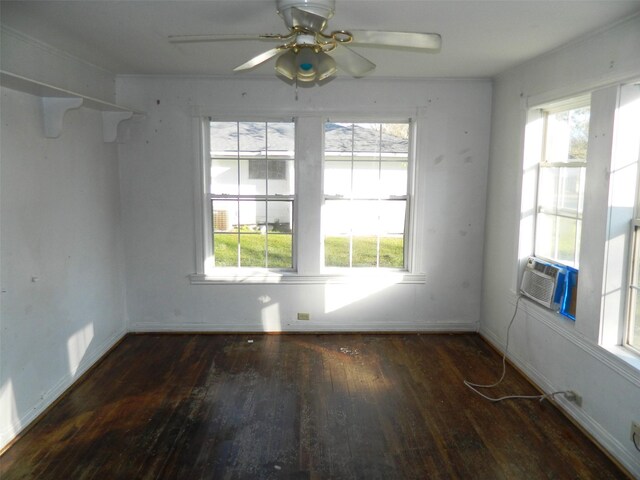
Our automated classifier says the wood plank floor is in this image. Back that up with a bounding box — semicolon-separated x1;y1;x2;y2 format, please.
0;334;628;479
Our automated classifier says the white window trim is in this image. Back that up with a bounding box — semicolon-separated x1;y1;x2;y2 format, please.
191;114;425;285
518;82;640;372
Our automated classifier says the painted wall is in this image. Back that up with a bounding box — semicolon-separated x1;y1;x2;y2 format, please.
481;14;640;476
0;39;127;448
116;76;492;332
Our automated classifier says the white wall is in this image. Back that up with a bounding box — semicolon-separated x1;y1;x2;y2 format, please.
116;76;491;332
0;36;127;449
481;14;640;476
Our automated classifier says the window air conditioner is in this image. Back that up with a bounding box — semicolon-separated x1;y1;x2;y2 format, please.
520;257;566;310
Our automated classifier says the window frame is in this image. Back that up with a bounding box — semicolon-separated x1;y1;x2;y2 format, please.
322;120;413;271
533;99;591;268
191;113;424;285
206;119;296;271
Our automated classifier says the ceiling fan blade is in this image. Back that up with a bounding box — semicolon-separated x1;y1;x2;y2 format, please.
168;33;283;44
327;44;376;77
233;46;288;72
349;30;442;50
290;6;329;31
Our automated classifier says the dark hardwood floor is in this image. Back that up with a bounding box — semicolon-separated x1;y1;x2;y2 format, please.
0;333;628;479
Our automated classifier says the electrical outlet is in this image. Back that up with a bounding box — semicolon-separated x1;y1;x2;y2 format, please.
631;422;640;445
564;391;582;407
297;312;310;321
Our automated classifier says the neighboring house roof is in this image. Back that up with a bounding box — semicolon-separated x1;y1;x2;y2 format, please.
210;121;409;155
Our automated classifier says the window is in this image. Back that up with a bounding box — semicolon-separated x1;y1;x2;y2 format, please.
534;103;590;267
209;121;295;268
323;122;410;269
197;116;420;281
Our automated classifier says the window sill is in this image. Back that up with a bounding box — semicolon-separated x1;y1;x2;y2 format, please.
189;270;426;285
601;344;640;374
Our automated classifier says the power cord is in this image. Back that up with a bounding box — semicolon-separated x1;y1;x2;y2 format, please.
633;431;640;452
464;294;568;402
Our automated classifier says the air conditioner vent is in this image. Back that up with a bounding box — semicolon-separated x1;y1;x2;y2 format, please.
520;257;566;310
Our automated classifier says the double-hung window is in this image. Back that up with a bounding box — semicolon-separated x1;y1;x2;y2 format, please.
208;120;295;269
198;116;419;281
323;122;410;269
534;102;590;267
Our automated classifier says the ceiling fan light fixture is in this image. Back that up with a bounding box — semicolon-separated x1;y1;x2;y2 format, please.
316;51;337;81
295;47;318;82
275;50;297;80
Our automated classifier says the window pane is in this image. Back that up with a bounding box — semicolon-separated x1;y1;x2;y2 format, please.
538;166;584;217
267;200;293;234
269;159;294;195
324;160;351;197
268;234;292;268
212;199;239;267
353;123;381;154
352;161;379;198
267;122;295;156
379;236;404;268
535;213;556;262
213;233;238;267
212;200;237;233
210;121;239;156
323;199;352;267
240;233;266;267
325;122;353;153
323;199;352;236
380;161;408;197
536;212;579;267
544;106;590;164
352;236;378;267
555;216;578;265
381;123;410;154
379;201;405;268
239;121;266;153
211;158;238;195
237;199;265;230
379;201;406;236
325;236;350;267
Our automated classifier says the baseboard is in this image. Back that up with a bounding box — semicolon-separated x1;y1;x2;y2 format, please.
128;321;479;333
0;328;127;453
479;327;640;479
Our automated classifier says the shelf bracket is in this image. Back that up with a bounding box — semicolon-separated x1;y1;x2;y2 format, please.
42;97;84;138
102;111;134;143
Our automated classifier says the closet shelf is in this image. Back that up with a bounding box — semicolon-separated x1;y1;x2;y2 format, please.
0;70;144;141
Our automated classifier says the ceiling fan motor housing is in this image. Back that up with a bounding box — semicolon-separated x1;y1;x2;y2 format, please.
276;0;336;30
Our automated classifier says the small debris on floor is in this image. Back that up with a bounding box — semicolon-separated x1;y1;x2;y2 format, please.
247;339;254;344
339;347;360;356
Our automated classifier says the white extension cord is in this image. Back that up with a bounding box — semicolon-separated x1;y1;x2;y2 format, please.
464;294;569;402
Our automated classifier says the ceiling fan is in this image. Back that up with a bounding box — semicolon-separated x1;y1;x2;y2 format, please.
168;0;442;84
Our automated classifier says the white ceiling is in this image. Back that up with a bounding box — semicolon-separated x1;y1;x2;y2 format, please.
1;0;639;79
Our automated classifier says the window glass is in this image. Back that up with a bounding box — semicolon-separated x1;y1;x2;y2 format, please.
535;104;590;267
210;121;295;269
323;122;409;269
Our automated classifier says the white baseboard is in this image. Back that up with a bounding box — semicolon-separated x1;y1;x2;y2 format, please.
0;328;127;451
128;321;479;333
